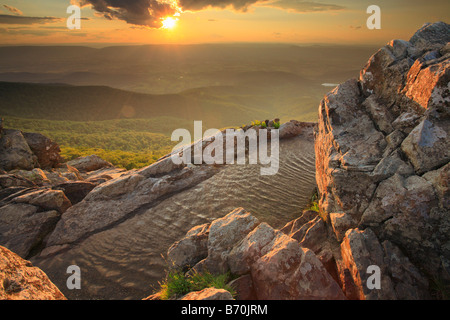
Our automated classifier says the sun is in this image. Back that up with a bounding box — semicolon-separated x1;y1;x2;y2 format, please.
161;17;177;29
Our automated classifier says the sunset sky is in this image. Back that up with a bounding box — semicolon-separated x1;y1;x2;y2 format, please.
0;0;448;45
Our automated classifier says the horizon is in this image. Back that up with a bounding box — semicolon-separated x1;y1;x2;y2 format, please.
0;1;448;46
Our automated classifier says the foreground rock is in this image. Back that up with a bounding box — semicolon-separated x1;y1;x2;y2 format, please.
0;245;66;300
315;21;450;298
167;208;346;300
181;288;234;300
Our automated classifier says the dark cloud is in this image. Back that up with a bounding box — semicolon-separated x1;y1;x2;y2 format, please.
3;5;23;15
178;0;262;11
75;0;345;28
266;0;345;13
75;0;179;28
0;14;62;25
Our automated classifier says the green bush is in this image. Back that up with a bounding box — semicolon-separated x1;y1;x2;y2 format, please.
273;121;281;129
157;269;236;300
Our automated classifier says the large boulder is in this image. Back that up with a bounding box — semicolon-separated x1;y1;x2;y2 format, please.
22;132;62;169
340;228;429;300
0;245;66;300
315;21;450;296
0;129;38;171
67;154;113;173
0;203;60;258
168;209;346;300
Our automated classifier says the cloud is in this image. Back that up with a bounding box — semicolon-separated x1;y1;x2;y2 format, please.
74;0;345;28
3;5;23;15
73;0;179;28
178;0;262;11
264;0;345;13
0;14;63;25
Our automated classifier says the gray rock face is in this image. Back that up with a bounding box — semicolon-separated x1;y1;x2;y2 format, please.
315;21;450;296
340;228;429;300
46;163;220;247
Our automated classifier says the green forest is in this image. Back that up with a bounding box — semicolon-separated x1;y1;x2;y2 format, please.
3;117;195;169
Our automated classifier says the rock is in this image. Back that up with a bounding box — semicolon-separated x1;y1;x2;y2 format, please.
0;129;37;171
167;223;210;269
340;228;429;300
251;236;345;300
13;189;72;214
181;210;346;300
201;208;260;274
0;245;66;300
67;154;113;172
22;132;62;169
279;121;316;139
46;163;219;247
315;22;450;287
330;212;356;242
401;113;449;175
0;204;60;258
408;22;450;57
0;173;35;188
181;288;234;300
227;274;256;300
84;167;127;184
52;181;97;205
13;168;50;186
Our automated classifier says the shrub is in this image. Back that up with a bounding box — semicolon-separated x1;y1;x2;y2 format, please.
273;121;281;129
157;269;236;300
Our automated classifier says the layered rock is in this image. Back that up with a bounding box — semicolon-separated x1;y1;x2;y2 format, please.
315;21;450;298
0;245;66;300
167;208;346;300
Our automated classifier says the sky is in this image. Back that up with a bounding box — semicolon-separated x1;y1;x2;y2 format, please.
0;0;448;45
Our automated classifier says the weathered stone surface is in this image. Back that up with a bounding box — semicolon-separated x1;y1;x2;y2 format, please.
52;181;96;205
227;274;256;300
401;112;449;174
22;132;62;169
330;212;356;242
0;129;37;171
167;223;210;269
0;204;60;258
0;245;66;300
181;288;234;300
67;154;113;172
201;208;260;274
177;210;345;300
13;189;72;214
340;228;429;300
46;164;220;247
0;173;35;189
315;22;450;288
279;121;315;139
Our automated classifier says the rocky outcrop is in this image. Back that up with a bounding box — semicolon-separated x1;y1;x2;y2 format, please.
67;154;113;173
315;22;450;298
0;129;38;171
22;132;63;170
0;245;66;300
167;208;346;300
